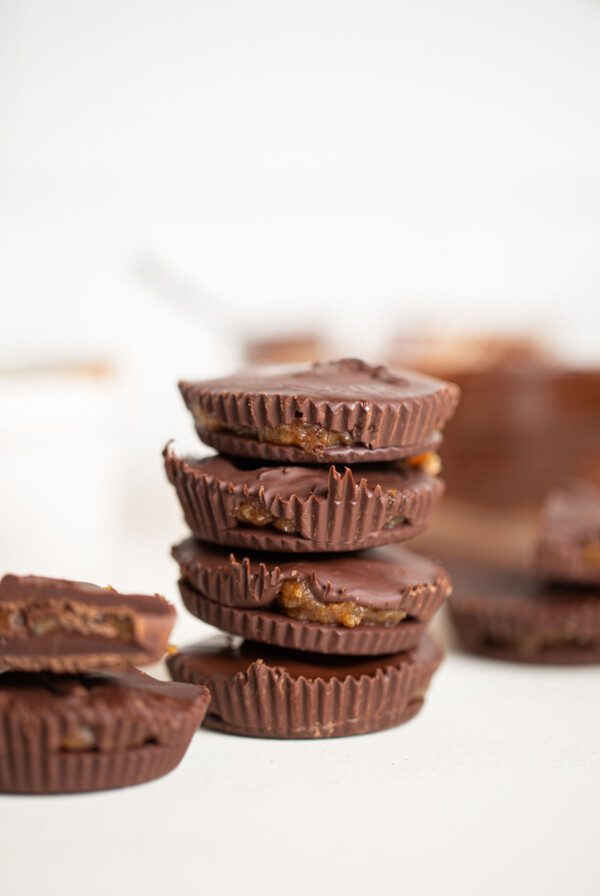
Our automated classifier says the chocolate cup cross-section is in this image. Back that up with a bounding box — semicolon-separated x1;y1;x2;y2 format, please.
0;574;177;673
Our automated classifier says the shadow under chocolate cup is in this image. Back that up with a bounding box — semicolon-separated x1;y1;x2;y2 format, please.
0;669;210;794
168;633;443;739
180;357;459;465
448;559;600;665
164;448;444;554
179;578;434;655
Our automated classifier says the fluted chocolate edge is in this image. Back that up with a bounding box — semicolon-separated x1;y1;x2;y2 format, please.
168;639;443;739
164;446;444;553
180;378;460;451
0;743;192;794
0;684;209;756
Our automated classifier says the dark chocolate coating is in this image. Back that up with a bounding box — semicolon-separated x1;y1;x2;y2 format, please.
448;559;600;664
0;668;209;793
0;574;176;673
164;448;444;553
179;579;432;655
173;538;451;615
180;357;459;463
536;481;600;586
168;633;443;738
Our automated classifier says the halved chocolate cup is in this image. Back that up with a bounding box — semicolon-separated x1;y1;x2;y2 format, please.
0;574;176;673
168;633;443;739
179;579;432;655
164;448;444;553
0;669;209;794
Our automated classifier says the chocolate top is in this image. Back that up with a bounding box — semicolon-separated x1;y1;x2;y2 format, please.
173;538;450;610
170;633;441;683
180;358;459;453
183;358;450;404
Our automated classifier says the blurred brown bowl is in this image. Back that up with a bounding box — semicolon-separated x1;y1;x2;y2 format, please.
441;366;600;510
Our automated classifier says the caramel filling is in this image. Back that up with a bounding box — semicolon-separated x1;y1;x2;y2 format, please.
195;409;353;454
582;540;600;567
0;604;134;642
276;579;408;628
405;451;442;476
236;498;297;534
236;489;410;537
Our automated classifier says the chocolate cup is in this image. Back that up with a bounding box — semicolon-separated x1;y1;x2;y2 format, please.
179;580;430;654
164;448;444;553
168;633;443;739
0;669;210;794
180;358;460;461
196;427;443;465
536;482;600;587
448;559;600;665
0;574;176;673
172;538;452;617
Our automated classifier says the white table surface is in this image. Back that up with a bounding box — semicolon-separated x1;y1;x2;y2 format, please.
1;375;599;896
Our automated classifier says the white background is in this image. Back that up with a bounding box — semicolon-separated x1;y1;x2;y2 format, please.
1;2;599;894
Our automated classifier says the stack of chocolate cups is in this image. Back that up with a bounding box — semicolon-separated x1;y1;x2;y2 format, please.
166;359;460;738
